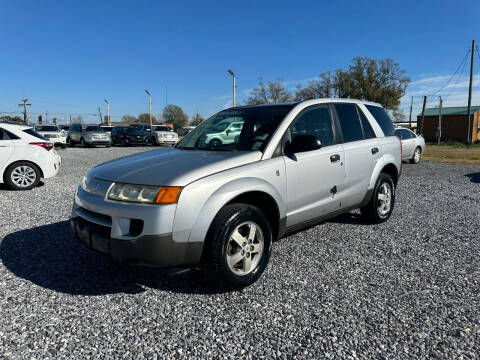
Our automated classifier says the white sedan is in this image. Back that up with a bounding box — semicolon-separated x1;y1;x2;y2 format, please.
0;123;61;190
394;127;426;164
34;124;67;148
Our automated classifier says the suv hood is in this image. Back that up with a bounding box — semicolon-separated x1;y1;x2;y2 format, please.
89;147;262;186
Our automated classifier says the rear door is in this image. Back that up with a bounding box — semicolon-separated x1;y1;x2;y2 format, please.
0;128;16;170
334;103;381;208
284;104;346;226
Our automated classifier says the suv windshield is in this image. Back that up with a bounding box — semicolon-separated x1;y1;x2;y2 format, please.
176;104;295;151
127;126;142;133
84;126;103;132
35;125;59;132
153;126;171;131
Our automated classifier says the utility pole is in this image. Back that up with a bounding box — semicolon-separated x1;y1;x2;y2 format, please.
419;95;427;135
104;99;110;126
466;39;475;144
437;96;443;145
228;69;236;107
18;96;31;125
97;107;102;123
145;90;152;127
45;110;49;123
408;96;413;129
69;115;72;124
165;86;168;107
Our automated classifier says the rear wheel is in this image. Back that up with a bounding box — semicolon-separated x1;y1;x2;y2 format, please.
151;136;158;146
202;203;272;289
209;138;222;147
66;137;72;147
5;162;41;190
360;173;395;223
410;147;421;164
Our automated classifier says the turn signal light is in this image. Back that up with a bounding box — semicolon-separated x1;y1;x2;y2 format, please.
154;186;182;204
29;142;54;151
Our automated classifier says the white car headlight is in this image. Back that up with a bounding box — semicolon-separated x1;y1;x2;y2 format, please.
107;183;182;204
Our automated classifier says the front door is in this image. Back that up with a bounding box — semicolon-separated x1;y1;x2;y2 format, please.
284;104;346;227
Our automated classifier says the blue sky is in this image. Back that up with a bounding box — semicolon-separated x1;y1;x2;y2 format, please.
0;0;478;123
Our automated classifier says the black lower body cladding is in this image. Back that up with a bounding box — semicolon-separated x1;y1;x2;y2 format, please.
71;217;203;267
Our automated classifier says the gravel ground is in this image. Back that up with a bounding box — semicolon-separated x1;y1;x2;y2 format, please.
0;146;479;359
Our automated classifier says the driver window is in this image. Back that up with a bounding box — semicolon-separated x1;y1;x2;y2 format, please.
289;105;335;147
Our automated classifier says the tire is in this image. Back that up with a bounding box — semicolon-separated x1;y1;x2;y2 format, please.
360;173;395;223
80;138;86;148
202;203;272;289
151;136;158;146
5;161;41;190
66;137;72;147
209;138;222;147
410;147;421;164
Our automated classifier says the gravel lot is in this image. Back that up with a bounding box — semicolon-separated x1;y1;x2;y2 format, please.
0;146;479;359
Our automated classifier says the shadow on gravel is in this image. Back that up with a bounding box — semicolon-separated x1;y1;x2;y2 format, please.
326;212;373;225
0;221;222;296
465;172;480;184
0;181;45;191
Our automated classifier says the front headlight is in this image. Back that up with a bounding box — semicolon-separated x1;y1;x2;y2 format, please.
107;183;182;204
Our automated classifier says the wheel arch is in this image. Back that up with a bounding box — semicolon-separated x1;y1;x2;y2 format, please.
368;154;400;189
173;177;286;246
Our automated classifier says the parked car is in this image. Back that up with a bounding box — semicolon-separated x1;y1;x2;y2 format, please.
112;126;149;146
66;124;112;147
204;120;243;146
394;127;425;164
100;125;114;135
138;125;179;146
0;123;61;190
71;99;401;289
34;124;67;148
177;126;196;137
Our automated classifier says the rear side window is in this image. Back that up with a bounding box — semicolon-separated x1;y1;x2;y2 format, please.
357;107;376;139
23;128;47;140
0;128;20;140
334;103;364;142
365;105;395;136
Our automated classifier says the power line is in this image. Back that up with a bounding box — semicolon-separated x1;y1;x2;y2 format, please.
443;51;469;100
426;47;471;98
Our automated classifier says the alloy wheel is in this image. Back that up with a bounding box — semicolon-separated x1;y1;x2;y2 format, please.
377;182;392;217
11;165;37;188
226;221;264;276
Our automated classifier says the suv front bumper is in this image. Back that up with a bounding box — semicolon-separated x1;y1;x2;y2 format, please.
71;217;202;266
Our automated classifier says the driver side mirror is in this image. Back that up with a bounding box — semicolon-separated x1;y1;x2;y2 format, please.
226;129;231;135
285;134;321;155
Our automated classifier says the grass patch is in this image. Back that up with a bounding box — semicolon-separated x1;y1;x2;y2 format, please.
423;143;480;165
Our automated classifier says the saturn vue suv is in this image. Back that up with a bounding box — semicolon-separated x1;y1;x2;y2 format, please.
71;99;402;289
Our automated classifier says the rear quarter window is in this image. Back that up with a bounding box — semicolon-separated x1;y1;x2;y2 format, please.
365;105;395;136
23;128;47;140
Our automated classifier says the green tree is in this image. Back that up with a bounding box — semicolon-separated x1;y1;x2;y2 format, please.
190;113;204;126
138;113;158;124
162;105;188;130
121;115;137;123
245;77;293;105
335;57;410;111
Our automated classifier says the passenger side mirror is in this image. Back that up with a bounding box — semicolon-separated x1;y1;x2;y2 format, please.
286;134;322;154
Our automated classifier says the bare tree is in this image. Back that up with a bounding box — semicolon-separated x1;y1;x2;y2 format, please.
121;115;137;123
138;113;158;124
190;113;204;126
245;77;293;105
294;71;335;100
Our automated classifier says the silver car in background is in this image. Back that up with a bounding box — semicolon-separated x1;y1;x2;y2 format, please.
71;99;402;289
394;127;426;164
140;125;179;146
66;124;112;147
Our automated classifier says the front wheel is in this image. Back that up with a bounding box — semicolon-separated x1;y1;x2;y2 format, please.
360;173;395;223
202;204;272;289
80;138;86;148
151;136;158;146
5;162;41;190
410;147;421;164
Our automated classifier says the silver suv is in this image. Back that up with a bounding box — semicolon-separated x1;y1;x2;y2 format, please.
67;124;112;147
71;99;401;288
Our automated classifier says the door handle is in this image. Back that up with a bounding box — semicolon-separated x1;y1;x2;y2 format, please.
371;147;379;154
330;185;337;194
330;154;340;162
